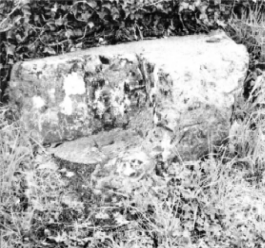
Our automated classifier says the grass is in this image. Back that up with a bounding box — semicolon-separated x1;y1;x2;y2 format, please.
2;2;265;248
226;1;265;60
1;96;265;248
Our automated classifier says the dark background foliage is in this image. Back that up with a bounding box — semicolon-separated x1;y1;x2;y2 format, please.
0;0;264;103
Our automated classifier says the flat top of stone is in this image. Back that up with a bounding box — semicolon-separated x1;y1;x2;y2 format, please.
18;31;244;66
13;31;247;95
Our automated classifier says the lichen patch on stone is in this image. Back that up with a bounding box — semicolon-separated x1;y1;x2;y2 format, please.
63;72;86;96
59;96;73;115
32;96;45;109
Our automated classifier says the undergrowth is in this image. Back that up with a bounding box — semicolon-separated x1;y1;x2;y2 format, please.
1;90;265;248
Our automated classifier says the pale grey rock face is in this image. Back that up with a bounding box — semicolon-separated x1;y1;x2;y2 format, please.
8;31;249;164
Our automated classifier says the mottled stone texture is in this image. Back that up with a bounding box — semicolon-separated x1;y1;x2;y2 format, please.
8;31;249;161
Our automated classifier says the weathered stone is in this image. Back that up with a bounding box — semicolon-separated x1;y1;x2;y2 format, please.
8;30;249;162
50;129;144;165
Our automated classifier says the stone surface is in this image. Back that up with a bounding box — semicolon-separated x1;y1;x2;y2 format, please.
8;30;249;162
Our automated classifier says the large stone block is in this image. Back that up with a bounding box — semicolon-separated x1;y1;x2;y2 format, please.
8;30;248;162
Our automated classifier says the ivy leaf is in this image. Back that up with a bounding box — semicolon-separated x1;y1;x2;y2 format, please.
87;21;94;29
5;43;15;56
65;29;74;38
21;4;31;16
13;15;23;25
102;2;111;10
43;47;56;55
27;42;37;52
20;0;31;4
111;7;119;19
55;17;64;26
156;3;164;11
128;13;135;20
72;6;78;16
97;11;108;20
34;14;40;23
73;29;83;37
8;57;15;65
87;1;97;9
46;21;56;31
51;3;58;13
81;11;92;22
